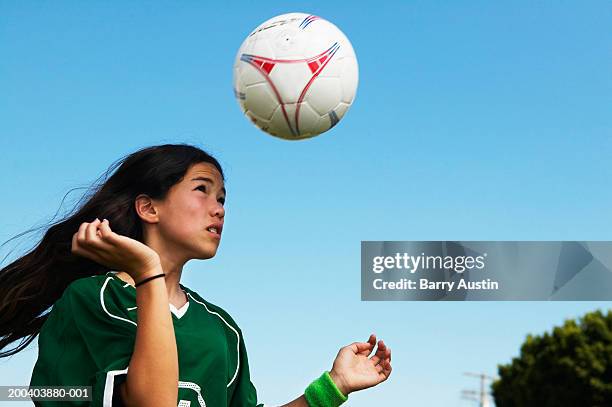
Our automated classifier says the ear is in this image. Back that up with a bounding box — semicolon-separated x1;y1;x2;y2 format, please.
134;194;159;224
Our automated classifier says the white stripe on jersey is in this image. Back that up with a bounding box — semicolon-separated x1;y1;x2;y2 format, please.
103;367;208;407
100;277;137;327
103;367;128;407
178;380;207;406
186;293;241;388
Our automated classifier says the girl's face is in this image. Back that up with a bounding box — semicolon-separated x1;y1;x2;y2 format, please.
154;162;226;261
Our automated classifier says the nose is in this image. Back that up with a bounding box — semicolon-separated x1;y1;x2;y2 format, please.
211;199;225;219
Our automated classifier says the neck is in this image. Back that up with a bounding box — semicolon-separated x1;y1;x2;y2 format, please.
159;256;185;300
115;265;187;307
116;233;189;305
143;229;190;302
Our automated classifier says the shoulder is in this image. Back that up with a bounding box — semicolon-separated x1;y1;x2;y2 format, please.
59;273;134;322
182;286;242;332
41;273;125;334
58;274;103;303
61;273;116;303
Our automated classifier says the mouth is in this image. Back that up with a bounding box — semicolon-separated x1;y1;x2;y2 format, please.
205;223;223;239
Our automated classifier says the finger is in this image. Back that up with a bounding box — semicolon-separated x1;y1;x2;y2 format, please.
70;238;105;263
71;230;97;260
72;229;97;255
98;219;118;244
83;219;112;254
375;363;384;374
376;360;391;380
374;340;387;359
71;231;80;254
355;334;376;356
370;355;381;365
358;343;374;356
350;342;374;355
76;222;89;242
382;359;392;377
376;340;388;358
86;219;101;242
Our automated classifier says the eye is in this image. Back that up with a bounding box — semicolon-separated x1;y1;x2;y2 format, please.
218;196;226;205
195;185;207;193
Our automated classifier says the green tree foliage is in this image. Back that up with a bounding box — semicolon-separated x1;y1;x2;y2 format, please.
492;310;612;407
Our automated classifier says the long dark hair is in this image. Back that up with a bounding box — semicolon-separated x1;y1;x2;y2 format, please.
0;144;224;358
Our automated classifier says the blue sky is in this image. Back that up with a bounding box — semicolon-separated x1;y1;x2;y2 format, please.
1;1;610;406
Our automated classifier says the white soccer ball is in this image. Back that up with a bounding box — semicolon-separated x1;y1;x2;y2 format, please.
233;13;359;140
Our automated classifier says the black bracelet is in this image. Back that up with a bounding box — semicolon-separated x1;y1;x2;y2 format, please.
135;273;166;287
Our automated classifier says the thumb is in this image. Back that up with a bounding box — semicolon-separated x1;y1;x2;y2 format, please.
350;342;373;355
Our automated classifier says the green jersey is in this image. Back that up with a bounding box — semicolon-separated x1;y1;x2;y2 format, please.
30;271;266;407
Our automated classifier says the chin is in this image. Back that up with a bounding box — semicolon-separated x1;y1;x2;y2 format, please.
196;253;216;260
195;245;219;260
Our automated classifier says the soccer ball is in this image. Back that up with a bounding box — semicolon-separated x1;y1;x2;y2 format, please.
233;13;359;140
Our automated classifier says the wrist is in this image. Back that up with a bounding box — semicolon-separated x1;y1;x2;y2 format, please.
304;371;348;407
329;370;350;396
129;262;163;283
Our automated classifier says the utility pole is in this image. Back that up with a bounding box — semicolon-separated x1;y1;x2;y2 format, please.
462;372;495;407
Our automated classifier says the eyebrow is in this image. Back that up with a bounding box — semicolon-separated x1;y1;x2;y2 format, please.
191;177;226;195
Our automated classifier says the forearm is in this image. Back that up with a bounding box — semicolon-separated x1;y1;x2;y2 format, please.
277;371;349;407
277;370;350;407
121;269;178;406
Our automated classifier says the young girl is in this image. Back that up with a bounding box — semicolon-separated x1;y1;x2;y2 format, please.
0;144;392;406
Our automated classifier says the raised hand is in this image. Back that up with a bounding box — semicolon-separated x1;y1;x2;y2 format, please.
71;218;161;282
329;334;392;396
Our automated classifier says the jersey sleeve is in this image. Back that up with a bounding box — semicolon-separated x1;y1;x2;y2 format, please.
229;327;266;407
31;277;136;407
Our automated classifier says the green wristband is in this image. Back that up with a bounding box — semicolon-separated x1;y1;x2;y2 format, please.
304;371;348;407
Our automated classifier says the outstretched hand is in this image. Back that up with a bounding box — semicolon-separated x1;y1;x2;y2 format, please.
329;334;392;396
